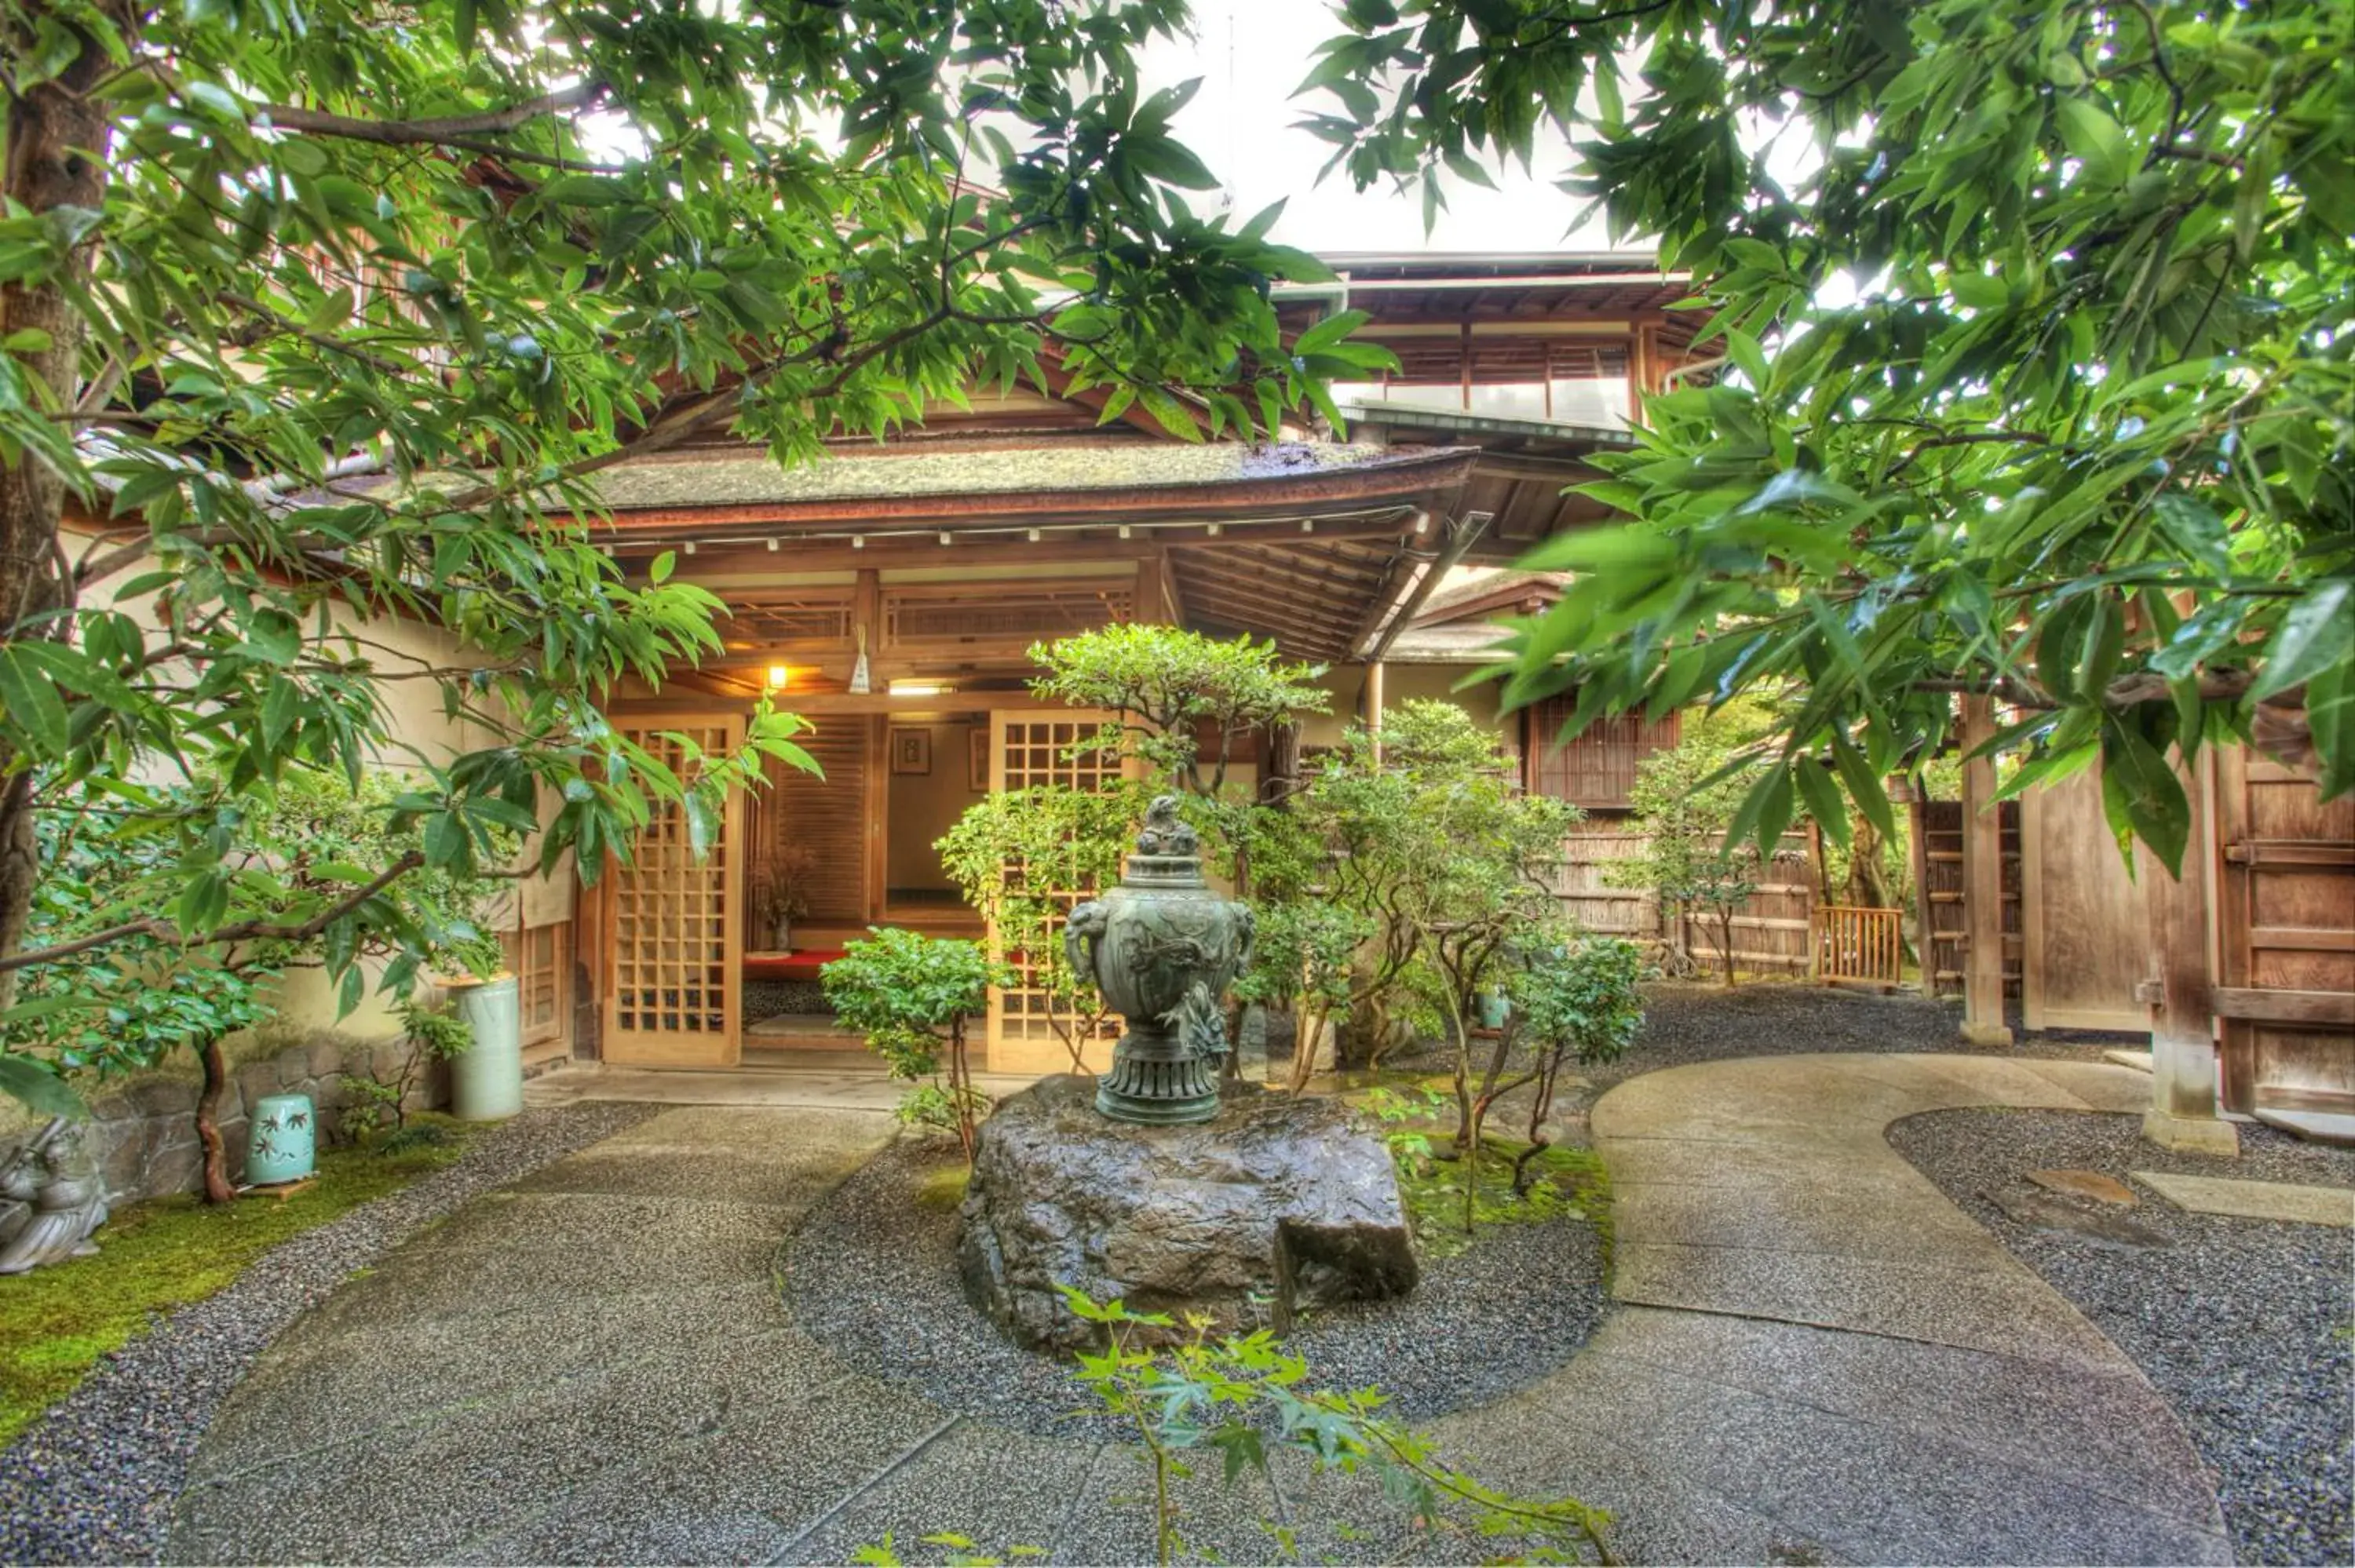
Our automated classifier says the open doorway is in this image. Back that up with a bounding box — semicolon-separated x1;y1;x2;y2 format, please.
884;717;987;921
738;712;987;1056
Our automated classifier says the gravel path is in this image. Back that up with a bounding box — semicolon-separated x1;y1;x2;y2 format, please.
1889;1108;2355;1566
0;1100;659;1566
781;1136;1608;1439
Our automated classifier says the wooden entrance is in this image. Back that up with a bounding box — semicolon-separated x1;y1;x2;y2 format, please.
2020;765;2147;1031
602;715;746;1067
984;709;1130;1074
2213;749;2355;1132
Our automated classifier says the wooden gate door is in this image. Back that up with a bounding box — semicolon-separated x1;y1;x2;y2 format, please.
2213;748;2355;1134
603;714;746;1068
2020;766;2148;1031
984;709;1130;1074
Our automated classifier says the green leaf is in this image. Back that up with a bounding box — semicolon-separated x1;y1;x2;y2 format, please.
0;1056;85;1119
2099;718;2189;877
2252;579;2352;701
0;645;71;755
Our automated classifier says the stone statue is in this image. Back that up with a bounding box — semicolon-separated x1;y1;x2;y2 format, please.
1066;796;1254;1125
0;1118;109;1276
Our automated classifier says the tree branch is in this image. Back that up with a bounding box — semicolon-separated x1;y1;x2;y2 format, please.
0;851;425;974
252;82;608;147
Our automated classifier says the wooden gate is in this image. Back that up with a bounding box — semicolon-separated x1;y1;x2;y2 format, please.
2213;749;2355;1132
602;715;745;1068
1813;906;1904;988
2020;765;2148;1031
984;709;1130;1074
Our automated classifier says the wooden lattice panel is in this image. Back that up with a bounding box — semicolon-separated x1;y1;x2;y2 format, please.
605;719;741;1067
883;582;1134;657
987;712;1128;1070
724;589;854;651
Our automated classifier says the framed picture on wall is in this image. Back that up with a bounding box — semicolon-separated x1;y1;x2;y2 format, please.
969;727;989;791
890;727;932;775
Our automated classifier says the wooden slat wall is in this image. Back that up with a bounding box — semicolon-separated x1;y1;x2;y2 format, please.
750;717;871;926
1524;702;1679;810
1918;799;2022;1000
1543;826;1816;978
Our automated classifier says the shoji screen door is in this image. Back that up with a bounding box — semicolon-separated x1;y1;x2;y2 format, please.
603;715;745;1068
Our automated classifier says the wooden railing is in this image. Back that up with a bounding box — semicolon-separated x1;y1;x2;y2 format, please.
1812;905;1904;989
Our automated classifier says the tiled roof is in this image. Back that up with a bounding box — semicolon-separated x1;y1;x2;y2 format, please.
585;441;1453;511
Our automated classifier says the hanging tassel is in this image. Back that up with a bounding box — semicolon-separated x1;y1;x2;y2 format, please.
849;623;871;694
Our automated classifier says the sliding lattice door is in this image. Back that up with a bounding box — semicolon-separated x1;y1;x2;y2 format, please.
603;716;744;1068
984;710;1130;1074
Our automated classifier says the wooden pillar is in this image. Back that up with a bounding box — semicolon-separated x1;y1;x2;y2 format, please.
1364;661;1386;765
2141;749;2239;1154
1959;695;2014;1046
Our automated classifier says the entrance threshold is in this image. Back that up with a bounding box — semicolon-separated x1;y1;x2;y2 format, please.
524;1059;1055;1114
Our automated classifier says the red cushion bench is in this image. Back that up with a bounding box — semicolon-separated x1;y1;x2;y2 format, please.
743;949;849;984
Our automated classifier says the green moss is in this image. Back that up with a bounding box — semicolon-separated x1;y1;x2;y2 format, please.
1390;1138;1609;1259
0;1117;470;1446
912;1161;970;1212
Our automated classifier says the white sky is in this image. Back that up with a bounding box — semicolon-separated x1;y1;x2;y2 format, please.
1134;0;1620;254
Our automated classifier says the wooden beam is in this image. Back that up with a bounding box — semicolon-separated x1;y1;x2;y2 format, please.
610;516;1422;579
610;687;1053;717
1958;695;2013;1047
2211;987;2355;1026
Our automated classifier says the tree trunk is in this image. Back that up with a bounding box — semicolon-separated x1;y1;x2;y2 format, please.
0;0;125;1008
195;1037;236;1205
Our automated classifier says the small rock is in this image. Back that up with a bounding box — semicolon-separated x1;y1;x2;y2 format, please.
1985;1187;2173;1249
2028;1168;2138;1206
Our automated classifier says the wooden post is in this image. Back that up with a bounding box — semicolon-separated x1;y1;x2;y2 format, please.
1364;661;1386;765
1906;790;1935;986
2141;748;2239;1155
1959;696;2014;1046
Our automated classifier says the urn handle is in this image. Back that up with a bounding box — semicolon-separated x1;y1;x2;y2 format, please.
1064;899;1108;986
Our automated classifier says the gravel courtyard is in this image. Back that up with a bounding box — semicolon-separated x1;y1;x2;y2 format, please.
1892;1108;2354;1566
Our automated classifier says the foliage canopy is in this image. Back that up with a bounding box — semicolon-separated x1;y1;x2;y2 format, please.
1308;0;2353;870
0;0;1372;1107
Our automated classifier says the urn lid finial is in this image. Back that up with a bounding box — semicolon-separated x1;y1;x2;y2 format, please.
1134;794;1198;857
1124;795;1205;888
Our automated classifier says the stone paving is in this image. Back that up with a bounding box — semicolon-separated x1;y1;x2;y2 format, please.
169;1056;2232;1565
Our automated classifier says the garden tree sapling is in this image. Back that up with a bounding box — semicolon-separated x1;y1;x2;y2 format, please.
937;782;1143;1074
1612;701;1779;985
1025;625;1331;807
1230;897;1371;1094
1505;938;1644;1194
1307;0;2353;868
0;0;1392;1110
341;999;472;1149
9;770;516;1198
822;928;1006;1160
1287;701;1574;1072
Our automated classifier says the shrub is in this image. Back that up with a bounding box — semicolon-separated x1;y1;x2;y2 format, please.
823;928;1006;1158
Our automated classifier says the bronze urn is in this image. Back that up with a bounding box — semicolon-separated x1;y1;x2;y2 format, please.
1064;797;1255;1125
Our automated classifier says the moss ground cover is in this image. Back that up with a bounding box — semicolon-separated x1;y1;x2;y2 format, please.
0;1120;469;1445
1347;1078;1610;1261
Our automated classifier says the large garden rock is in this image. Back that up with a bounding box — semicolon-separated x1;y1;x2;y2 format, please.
958;1075;1416;1350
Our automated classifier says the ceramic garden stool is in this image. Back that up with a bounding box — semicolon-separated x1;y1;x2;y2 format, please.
246;1094;317;1186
